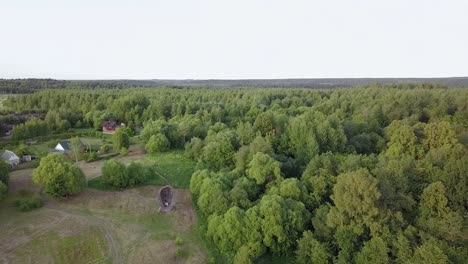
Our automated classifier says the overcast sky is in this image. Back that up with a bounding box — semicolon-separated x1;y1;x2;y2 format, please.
1;0;467;79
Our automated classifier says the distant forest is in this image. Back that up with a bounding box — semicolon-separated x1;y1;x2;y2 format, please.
1;77;468;93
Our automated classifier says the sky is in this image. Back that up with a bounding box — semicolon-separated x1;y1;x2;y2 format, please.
0;0;467;79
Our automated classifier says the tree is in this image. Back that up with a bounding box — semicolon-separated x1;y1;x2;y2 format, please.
113;129;130;152
101;160;128;188
355;237;389;264
385;121;421;158
279;178;307;202
145;133;169;154
257;195;310;254
207;207;246;253
411;239;448;264
197;178;229;216
423;121;458;150
418;182;463;241
335;227;359;264
70;137;83;162
247;153;281;185
237;121;255;145
189;169;211;197
32;154;86;197
201;132;235;171
327;169;382;235
296;231;331;264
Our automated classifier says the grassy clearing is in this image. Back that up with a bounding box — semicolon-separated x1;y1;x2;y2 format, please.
144;150;196;188
15;229;111;264
88;150;196;190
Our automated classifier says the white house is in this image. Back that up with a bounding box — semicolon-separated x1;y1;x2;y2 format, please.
54;140;84;154
1;150;20;167
55;140;72;154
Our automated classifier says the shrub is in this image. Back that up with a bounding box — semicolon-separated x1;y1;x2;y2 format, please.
0;160;10;186
15;196;43;212
86;152;98;162
0;182;7;200
102;160;128;188
127;162;148;187
120;147;129;156
100;144;110;153
175;248;187;258
175;236;184;245
145;133;170;154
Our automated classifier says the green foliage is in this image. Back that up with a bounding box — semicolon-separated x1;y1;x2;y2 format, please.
411;239;448;264
0;181;7;200
247;152;281;185
145;133;169;154
113;129;130;151
101;160;128;188
126;162;148;187
15;195;43;212
120;147;128;156
417;182;463;242
85;151;98;162
12;117;49;140
296;231;330;264
0;160;10;186
355;237;389;264
175;236;184;245
32;154;86;197
5;84;467;263
100;144;110;153
327;169;382;235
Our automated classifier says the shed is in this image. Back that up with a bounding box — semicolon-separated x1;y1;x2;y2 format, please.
1;150;20;167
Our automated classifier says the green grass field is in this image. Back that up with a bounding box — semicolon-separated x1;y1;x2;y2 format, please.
88;150;196;190
144;150;196;188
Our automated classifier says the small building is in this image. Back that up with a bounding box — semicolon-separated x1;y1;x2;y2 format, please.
54;140;84;154
102;121;125;135
1;150;20;168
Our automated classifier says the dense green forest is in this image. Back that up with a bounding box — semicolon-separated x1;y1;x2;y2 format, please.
3;85;468;263
2;78;468;94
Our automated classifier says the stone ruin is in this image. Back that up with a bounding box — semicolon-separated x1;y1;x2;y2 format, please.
158;185;175;213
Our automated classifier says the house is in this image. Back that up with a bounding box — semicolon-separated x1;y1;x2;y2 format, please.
102;121;125;134
54;140;85;154
1;150;20;168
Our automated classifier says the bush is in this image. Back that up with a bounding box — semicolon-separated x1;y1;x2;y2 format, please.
127;162;148;187
85;152;98;162
100;144;110;153
120;147;129;156
15;196;43;212
175;236;184;245
0;160;10;186
102;160;128;188
175;248;187;258
145;133;170;154
0;182;7;200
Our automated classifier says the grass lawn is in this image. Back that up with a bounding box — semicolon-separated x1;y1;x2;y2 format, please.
144;150;196;188
88;150;196;190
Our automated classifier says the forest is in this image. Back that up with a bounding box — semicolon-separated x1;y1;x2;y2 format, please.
1;84;467;263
